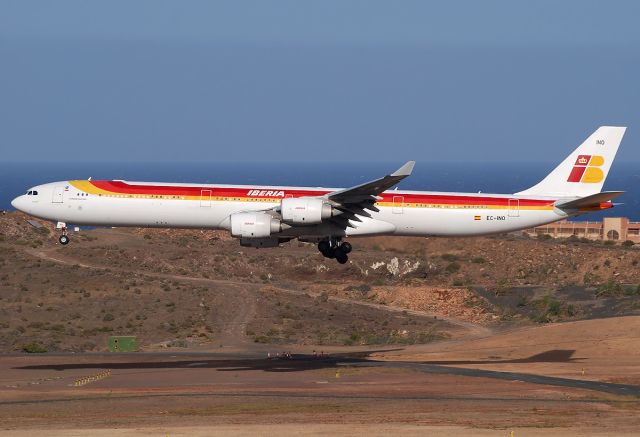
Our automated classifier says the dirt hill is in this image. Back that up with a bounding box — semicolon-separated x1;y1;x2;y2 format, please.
1;211;639;352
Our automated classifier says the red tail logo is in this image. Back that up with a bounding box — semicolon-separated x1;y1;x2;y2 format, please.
567;155;605;183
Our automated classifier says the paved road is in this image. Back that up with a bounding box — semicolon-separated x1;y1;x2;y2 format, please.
7;352;640;398
353;360;640;397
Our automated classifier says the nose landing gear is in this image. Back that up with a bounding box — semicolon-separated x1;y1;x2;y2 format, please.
318;239;352;264
57;222;69;245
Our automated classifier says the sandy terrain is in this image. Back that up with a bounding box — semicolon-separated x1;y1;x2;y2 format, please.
377;316;640;384
4;424;640;437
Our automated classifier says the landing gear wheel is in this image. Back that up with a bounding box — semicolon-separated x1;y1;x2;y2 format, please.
340;242;352;254
318;241;330;253
335;252;348;264
59;235;70;245
318;240;337;258
323;248;336;259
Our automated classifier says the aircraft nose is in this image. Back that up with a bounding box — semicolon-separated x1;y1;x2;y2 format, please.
11;195;24;211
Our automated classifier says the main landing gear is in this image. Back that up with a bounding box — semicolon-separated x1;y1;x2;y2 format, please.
318;239;352;264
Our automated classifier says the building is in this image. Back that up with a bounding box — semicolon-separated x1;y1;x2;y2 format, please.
525;217;640;243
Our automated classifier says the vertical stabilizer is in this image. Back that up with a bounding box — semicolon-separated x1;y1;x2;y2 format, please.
516;126;626;197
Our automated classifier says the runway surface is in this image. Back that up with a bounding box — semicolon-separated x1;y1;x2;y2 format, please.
2;348;640;435
4;350;640;403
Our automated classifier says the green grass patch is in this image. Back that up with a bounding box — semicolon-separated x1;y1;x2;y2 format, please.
21;342;47;353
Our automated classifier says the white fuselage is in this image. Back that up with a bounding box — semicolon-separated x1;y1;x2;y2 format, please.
11;179;569;239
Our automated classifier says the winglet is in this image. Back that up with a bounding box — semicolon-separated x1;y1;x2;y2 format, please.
327;160;416;205
391;161;415;177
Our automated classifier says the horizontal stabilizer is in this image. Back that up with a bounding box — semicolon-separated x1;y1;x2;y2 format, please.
554;191;624;210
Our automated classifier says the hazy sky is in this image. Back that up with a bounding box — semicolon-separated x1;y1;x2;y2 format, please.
1;1;639;162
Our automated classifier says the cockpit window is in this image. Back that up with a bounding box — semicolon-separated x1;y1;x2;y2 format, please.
27;191;32;195
32;191;38;195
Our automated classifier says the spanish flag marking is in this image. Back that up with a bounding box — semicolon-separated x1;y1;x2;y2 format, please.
474;215;481;221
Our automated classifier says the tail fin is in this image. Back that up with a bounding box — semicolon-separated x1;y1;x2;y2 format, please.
516;126;626;197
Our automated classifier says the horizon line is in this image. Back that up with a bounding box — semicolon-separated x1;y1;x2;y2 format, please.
2;160;640;164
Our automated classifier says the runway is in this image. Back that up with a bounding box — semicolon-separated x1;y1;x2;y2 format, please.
2;347;640;435
4;350;640;401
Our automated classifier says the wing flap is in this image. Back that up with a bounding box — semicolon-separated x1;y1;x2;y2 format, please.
335;205;373;218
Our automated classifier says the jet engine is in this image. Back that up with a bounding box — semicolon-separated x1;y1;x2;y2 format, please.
280;198;334;225
230;212;283;238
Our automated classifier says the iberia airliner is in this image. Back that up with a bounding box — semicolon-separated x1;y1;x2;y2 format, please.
11;127;627;264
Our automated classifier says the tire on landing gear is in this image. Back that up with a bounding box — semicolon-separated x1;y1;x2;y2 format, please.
318;240;335;258
318;240;330;253
318;239;350;263
340;242;352;254
59;235;69;245
335;251;348;264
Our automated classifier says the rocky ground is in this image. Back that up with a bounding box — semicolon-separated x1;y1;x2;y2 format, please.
1;211;639;353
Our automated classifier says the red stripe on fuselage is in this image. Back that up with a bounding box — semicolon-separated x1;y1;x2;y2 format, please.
88;181;555;207
90;181;328;198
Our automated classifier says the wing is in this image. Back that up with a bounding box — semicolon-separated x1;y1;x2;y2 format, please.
324;161;415;229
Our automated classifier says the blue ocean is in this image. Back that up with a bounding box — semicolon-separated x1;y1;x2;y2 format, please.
1;161;638;221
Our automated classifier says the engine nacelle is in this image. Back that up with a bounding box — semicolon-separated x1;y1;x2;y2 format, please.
230;212;282;238
281;198;333;225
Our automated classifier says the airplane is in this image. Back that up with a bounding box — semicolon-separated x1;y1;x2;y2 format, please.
11;126;627;264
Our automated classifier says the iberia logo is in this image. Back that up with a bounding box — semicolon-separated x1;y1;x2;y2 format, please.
567;155;605;183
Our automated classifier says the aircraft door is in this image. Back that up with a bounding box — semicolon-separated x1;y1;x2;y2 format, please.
200;189;212;207
508;198;519;217
392;196;404;214
52;186;65;203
